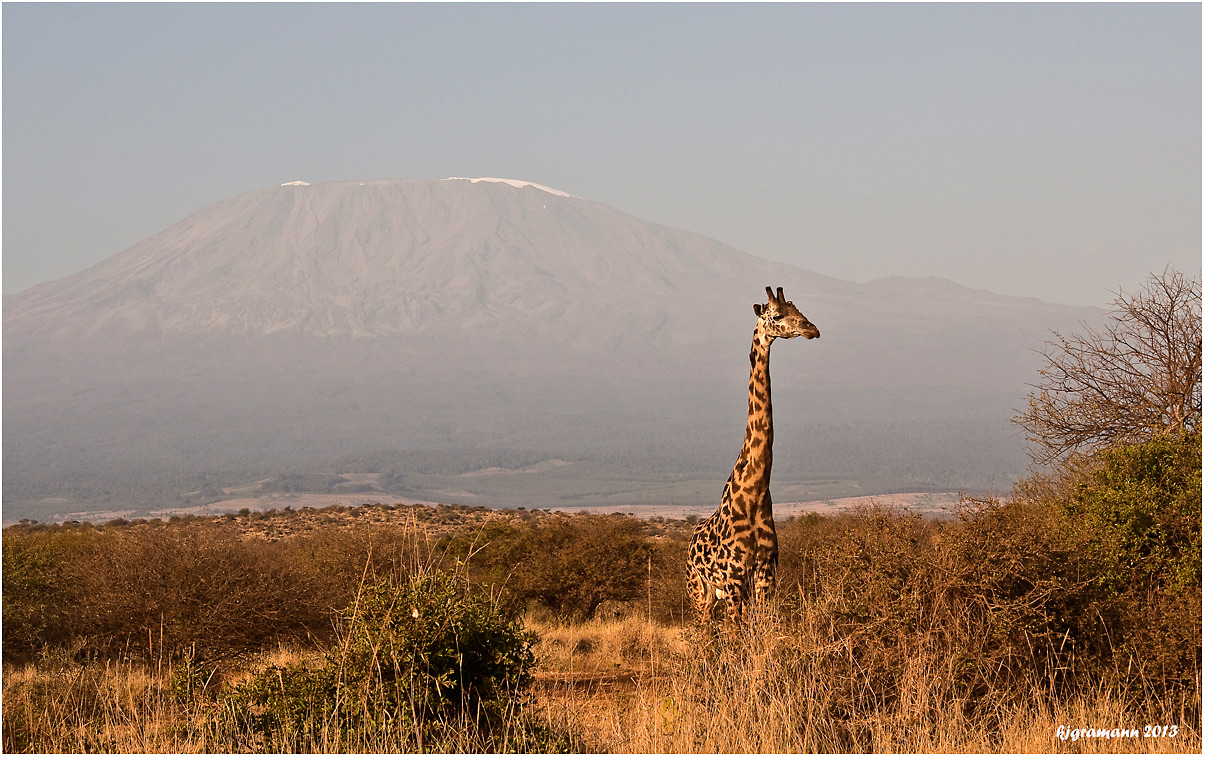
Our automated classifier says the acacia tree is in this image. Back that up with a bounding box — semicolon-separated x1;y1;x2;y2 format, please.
1016;268;1201;465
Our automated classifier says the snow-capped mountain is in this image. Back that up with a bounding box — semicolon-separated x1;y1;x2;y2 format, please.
6;179;831;349
3;178;1100;519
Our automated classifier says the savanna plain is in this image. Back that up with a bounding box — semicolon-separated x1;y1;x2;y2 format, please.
3;457;1200;753
3;272;1201;753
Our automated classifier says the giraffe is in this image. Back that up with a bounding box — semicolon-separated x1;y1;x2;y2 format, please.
687;285;820;624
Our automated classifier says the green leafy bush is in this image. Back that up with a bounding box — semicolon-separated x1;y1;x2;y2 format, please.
1065;429;1201;595
2;531;77;659
1059;430;1202;689
169;648;220;703
233;571;535;746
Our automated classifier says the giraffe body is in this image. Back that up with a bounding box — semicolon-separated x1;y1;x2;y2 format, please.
687;286;819;624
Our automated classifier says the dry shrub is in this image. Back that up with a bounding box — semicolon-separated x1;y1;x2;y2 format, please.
2;517;456;665
647;535;692;624
774;494;1199;720
776;506;982;725
947;497;1088;695
282;523;441;613
67;522;330;661
476;513;656;620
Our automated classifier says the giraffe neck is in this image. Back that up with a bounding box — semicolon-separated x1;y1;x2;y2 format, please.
728;329;774;519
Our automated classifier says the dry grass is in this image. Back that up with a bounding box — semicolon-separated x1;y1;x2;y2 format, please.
529;613;688;676
4;609;1199;754
4;657;209;753
530;608;1201;754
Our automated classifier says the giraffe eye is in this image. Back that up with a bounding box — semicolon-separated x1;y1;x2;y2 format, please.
772;315;784;322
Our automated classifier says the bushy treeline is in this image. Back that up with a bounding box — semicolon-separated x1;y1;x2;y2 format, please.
1;508;681;665
5;519;346;662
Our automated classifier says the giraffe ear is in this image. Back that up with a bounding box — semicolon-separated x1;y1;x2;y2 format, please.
753;303;763;316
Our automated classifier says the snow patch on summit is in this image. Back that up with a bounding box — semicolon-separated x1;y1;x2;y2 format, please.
445;177;575;198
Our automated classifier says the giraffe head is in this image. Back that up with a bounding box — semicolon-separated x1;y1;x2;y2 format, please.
754;286;820;341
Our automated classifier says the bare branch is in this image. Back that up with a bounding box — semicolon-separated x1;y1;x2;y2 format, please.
1015;268;1202;465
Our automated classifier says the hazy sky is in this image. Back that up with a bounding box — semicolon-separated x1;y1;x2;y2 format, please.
4;3;1200;306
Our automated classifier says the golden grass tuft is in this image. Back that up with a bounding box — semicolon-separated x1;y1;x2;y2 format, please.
528;612;688;675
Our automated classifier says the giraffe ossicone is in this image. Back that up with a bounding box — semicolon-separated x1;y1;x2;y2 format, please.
686;285;820;625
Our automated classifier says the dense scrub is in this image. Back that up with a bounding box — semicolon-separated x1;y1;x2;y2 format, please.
3;520;414;662
2;508;678;665
778;431;1201;706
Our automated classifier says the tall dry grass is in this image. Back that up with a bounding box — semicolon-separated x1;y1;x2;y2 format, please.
7;619;1196;753
4;654;217;753
531;604;1200;754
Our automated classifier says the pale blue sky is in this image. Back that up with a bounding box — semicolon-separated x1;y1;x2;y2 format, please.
3;3;1200;305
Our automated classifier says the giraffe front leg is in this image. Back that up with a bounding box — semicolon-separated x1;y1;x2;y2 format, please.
753;551;777;601
753;502;779;601
722;576;749;626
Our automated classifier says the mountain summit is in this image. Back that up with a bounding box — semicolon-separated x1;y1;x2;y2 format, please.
443;177;576;197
